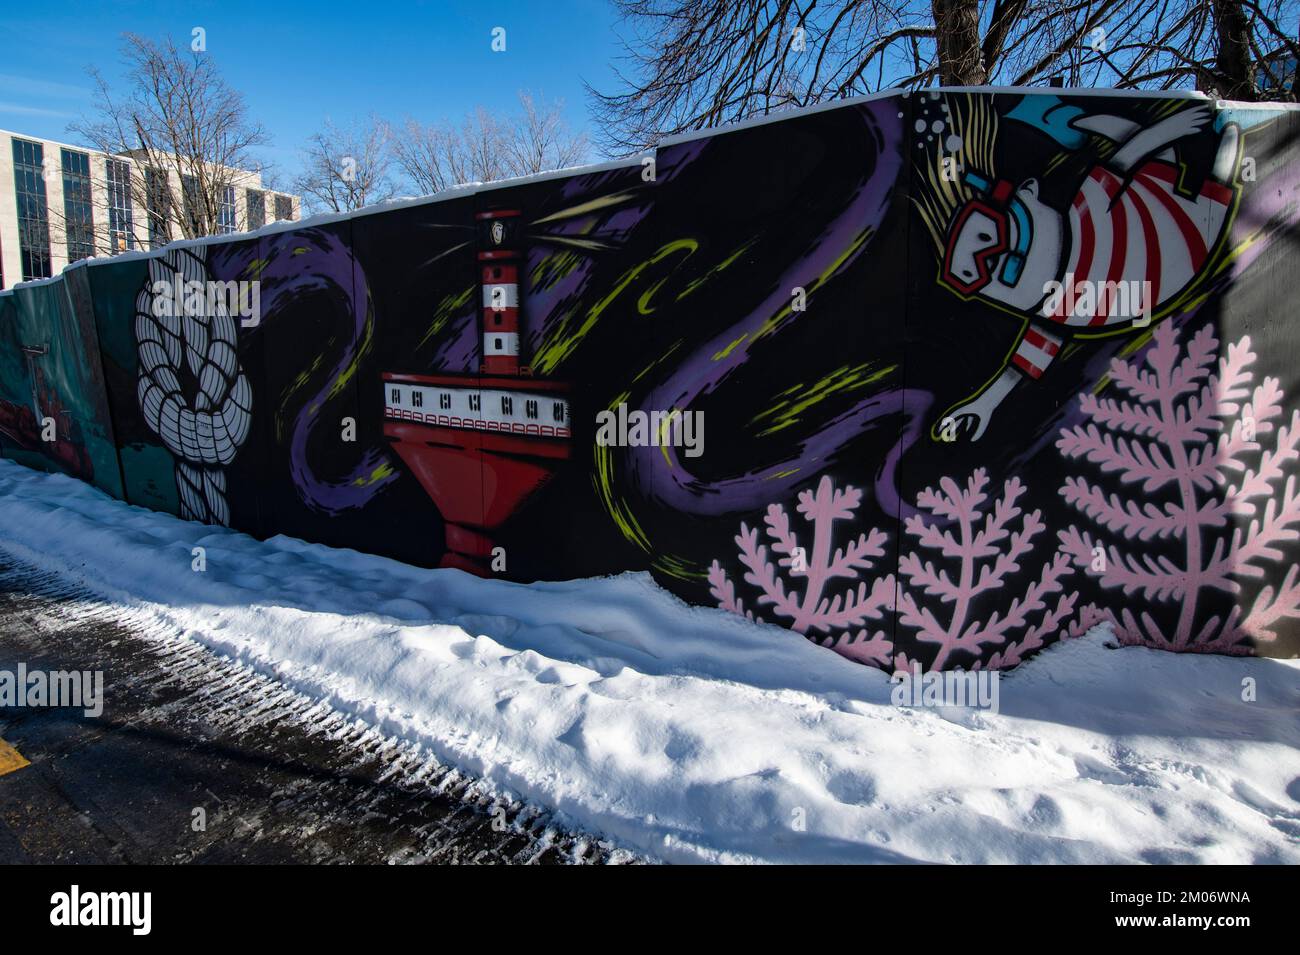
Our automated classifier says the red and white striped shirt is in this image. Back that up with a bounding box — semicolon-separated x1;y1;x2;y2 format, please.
1012;160;1233;380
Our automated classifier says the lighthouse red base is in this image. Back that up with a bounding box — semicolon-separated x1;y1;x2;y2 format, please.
381;372;571;574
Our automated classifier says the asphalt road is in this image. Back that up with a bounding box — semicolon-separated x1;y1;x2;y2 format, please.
0;551;629;865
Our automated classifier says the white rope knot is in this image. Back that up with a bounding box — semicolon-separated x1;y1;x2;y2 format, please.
134;247;252;525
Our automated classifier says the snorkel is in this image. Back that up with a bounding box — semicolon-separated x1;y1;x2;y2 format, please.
966;172;1032;286
941;171;1033;294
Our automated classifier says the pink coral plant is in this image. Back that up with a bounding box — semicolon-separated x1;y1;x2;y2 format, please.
707;475;896;667
895;468;1077;669
1057;321;1300;652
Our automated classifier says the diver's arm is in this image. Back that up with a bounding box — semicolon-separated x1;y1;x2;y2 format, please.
1072;114;1140;142
1109;104;1211;173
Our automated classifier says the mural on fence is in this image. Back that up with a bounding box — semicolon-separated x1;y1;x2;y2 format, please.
2;89;1298;671
0;269;121;498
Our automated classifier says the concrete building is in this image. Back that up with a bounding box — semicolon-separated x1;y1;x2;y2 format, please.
0;128;300;290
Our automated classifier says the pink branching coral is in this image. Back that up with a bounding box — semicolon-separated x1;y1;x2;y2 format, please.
895;469;1078;670
707;475;896;667
1057;321;1300;652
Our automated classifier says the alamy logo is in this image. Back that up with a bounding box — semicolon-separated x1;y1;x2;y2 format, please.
1042;275;1153;326
890;662;1000;714
595;403;704;458
0;664;102;717
50;885;151;935
150;269;261;328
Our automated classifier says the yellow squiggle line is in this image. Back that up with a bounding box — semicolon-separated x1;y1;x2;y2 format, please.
532;191;643;224
418;286;474;350
751;362;896;437
678;238;757;301
352;461;395;487
751;228;874;344
532;239;698;374
591;389;652;554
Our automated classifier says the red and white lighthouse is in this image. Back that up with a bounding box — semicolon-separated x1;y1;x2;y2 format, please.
478;209;523;376
380;206;572;574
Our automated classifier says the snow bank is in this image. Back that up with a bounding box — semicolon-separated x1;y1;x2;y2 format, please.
1;459;1296;864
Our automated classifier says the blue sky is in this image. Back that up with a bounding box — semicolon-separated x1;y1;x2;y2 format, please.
0;0;624;184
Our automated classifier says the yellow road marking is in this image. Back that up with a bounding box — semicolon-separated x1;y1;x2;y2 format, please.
0;737;29;777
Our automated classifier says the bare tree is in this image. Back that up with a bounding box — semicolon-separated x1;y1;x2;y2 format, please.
1213;0;1260;97
458;107;513;183
69;33;270;247
590;0;1300;152
933;0;987;85
505;92;591;175
388;117;459;195
1057;0;1300;98
294;116;398;214
389;108;506;194
390;91;588;195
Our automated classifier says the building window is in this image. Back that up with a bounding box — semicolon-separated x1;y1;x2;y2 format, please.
181;174;203;235
217;185;236;234
246;189;265;230
61;149;95;264
145;168;171;249
411;391;423;408
525;399;538;420
501;396;513;415
469;394;481;412
12;138;51;281
274;195;293;221
106;159;134;252
390;387;400;404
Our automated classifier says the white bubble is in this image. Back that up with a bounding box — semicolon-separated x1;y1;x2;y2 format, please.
946;134;962;152
931;120;945;134
914;119;926;133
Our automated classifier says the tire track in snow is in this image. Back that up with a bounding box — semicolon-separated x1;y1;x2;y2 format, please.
0;548;638;864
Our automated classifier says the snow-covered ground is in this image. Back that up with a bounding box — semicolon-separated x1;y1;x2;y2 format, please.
1;458;1297;864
